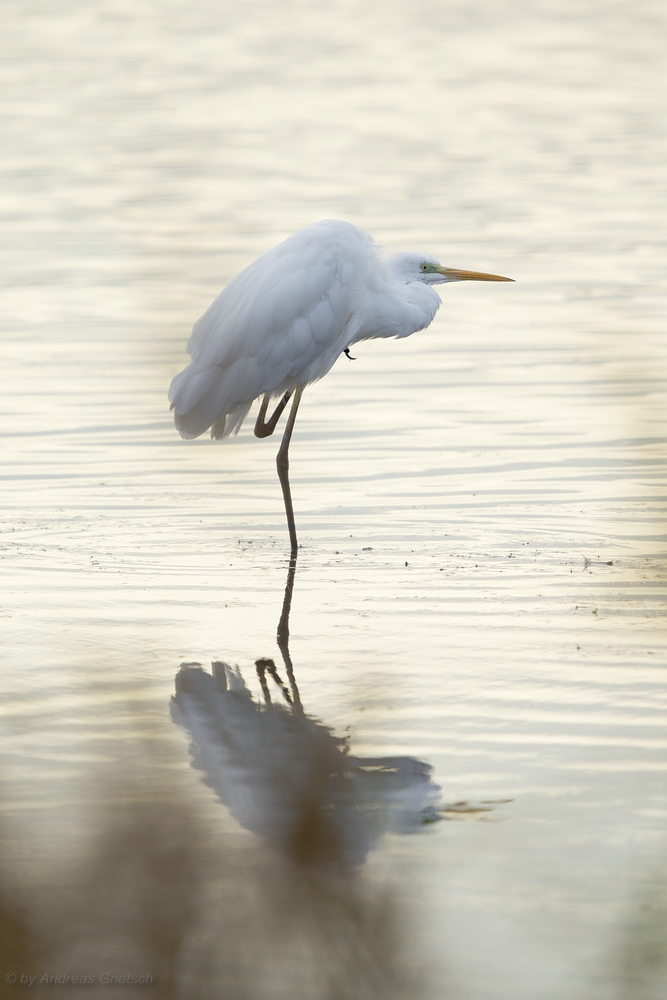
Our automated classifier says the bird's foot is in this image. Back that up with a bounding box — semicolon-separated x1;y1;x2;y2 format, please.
344;347;357;360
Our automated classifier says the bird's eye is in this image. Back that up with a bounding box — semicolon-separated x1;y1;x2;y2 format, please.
420;263;429;272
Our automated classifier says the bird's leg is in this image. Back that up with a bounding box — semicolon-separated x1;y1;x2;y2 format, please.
276;386;303;560
254;391;292;439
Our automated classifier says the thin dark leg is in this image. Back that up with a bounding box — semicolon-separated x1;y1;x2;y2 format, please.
254;391;292;439
276;386;303;559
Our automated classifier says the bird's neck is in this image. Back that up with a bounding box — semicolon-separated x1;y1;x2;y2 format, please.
358;279;441;342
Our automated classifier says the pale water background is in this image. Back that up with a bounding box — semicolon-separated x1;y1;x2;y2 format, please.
2;1;667;997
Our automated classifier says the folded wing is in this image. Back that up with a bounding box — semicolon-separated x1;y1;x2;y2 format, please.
168;220;374;439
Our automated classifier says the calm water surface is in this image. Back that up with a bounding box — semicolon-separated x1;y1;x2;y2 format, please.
2;1;667;997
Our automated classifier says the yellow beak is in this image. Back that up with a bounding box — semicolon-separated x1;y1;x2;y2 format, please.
436;266;514;282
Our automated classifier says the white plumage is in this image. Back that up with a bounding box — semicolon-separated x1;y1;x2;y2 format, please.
168;219;512;440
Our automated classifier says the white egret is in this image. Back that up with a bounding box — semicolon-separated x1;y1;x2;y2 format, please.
169;219;513;555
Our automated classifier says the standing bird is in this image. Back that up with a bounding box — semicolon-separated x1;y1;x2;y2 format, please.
169;220;513;556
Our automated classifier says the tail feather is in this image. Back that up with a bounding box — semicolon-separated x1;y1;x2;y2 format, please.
172;385;254;441
210;402;252;440
172;378;226;439
168;363;220;415
169;358;253;440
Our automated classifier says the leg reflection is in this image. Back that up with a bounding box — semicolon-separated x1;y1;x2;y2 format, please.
260;552;301;712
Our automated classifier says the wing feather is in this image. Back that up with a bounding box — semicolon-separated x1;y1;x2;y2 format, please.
169;220;375;439
308;298;335;344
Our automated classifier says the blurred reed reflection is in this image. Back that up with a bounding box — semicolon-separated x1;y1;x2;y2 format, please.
0;738;430;999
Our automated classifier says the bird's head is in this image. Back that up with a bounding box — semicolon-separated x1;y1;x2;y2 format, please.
388;252;514;285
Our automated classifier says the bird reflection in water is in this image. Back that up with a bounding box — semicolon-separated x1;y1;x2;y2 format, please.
171;557;441;873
